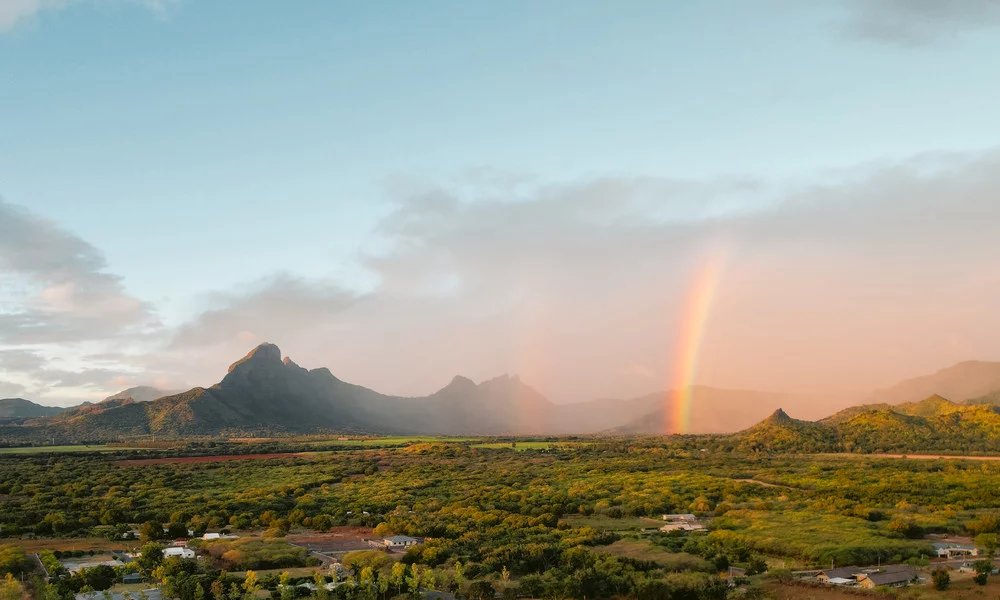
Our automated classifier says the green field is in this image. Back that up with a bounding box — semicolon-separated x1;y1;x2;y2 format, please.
3;440;1000;600
302;436;479;448
470;441;567;451
0;444;135;455
560;515;665;531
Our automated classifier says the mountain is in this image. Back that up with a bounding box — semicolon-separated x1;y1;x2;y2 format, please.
11;343;817;440
736;408;839;452
608;387;822;435
7;344;561;440
0;398;66;420
872;360;1000;405
9;344;1000;445
733;395;1000;453
102;386;176;403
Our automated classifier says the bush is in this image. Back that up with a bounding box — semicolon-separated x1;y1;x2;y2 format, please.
931;567;949;590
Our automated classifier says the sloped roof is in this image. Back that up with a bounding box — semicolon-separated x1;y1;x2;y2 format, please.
863;569;917;585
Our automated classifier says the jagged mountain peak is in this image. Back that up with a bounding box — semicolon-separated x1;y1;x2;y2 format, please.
443;375;476;391
227;342;283;373
768;408;791;422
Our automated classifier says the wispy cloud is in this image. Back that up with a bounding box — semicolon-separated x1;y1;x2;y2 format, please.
0;0;178;32
6;150;1000;409
0;199;158;344
841;0;1000;46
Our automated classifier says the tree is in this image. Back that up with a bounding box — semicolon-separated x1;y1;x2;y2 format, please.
745;557;767;576
464;580;496;600
242;570;259;600
83;565;117;591
389;562;406;595
137;543;164;572
973;559;993;586
405;565;423;597
278;572;293;600
0;545;33;576
0;574;24;600
931;568;949;590
313;572;328;600
140;521;163;542
975;532;1000;557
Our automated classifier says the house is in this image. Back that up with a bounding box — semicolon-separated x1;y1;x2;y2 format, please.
661;514;698;522
76;590;162;600
202;533;221;540
933;542;978;558
163;547;195;559
382;535;420;549
659;513;704;533
122;573;144;584
856;568;918;589
816;566;861;584
958;562;999;574
659;522;705;532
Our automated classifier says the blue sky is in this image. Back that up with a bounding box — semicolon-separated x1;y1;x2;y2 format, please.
3;1;1000;406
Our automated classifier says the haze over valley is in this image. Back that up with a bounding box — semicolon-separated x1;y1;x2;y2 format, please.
5;4;1000;600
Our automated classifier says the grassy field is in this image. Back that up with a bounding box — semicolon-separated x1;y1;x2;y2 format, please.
12;537;133;553
594;539;712;571
303;436;479;448
230;566;326;579
559;515;664;531
764;573;1000;599
470;441;565;451
0;444;131;455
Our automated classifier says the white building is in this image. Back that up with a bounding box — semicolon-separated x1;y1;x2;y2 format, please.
164;547;195;559
382;535;419;549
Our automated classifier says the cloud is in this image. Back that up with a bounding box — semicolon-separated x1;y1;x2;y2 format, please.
0;199;159;404
0;0;177;32
152;150;1000;408
841;0;1000;46
0;199;157;344
8;151;1000;410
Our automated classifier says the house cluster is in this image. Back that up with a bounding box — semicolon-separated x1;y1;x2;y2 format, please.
75;591;162;600
659;514;705;533
368;535;421;550
201;532;239;541
817;564;920;589
932;542;978;559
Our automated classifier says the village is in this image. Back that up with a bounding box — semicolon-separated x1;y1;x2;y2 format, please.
24;515;1000;600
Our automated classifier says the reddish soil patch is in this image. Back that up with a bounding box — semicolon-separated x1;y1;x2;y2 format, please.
113;452;313;466
286;527;374;553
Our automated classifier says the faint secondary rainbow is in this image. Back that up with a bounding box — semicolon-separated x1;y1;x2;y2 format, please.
666;253;727;434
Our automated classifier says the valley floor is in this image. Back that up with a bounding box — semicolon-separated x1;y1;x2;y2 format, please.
2;436;1000;599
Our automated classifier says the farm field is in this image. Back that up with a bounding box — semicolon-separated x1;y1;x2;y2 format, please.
560;515;665;531
764;575;1000;599
3;439;1000;599
113;452;318;466
0;445;137;455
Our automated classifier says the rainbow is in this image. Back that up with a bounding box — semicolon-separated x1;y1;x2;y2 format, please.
666;253;727;434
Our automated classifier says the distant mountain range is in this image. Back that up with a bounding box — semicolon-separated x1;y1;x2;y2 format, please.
0;386;178;424
733;394;1000;453
2;344;1000;445
0;398;66;420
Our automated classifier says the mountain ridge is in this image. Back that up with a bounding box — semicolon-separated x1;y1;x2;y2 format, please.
4;346;1000;445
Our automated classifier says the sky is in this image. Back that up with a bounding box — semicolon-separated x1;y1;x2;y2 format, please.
3;0;1000;407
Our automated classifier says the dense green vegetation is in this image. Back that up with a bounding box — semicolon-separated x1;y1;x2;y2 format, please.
1;438;1000;598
